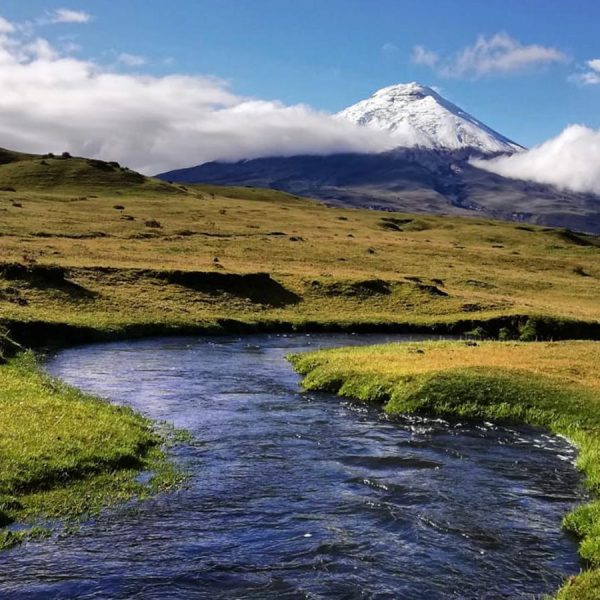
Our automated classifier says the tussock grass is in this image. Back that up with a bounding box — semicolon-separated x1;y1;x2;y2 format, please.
0;184;599;335
289;340;600;599
0;150;599;335
0;352;180;549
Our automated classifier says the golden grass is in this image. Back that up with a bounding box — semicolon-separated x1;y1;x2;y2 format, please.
300;340;600;390
0;173;599;332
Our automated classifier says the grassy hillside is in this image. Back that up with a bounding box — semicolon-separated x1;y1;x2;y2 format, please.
289;340;600;599
0;153;599;340
0;146;35;166
0;153;194;546
0;152;183;194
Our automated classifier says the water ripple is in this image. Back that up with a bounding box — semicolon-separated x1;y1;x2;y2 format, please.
0;333;586;599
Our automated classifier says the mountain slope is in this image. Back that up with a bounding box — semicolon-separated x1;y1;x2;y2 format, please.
157;83;600;234
159;149;600;233
337;83;524;155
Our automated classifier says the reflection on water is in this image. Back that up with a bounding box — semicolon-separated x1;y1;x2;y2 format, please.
0;334;586;599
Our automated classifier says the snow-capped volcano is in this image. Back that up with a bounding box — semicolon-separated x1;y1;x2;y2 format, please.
159;82;600;233
337;82;524;155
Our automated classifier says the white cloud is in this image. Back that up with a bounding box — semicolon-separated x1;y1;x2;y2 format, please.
60;40;82;54
588;59;600;72
472;125;600;195
576;71;600;85
570;58;600;85
0;16;15;33
411;45;438;68
49;9;91;24
414;33;565;79
0;16;399;174
117;52;146;67
23;38;59;61
381;43;400;59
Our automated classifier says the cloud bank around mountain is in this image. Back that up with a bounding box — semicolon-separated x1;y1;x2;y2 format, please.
0;15;400;174
472;125;600;195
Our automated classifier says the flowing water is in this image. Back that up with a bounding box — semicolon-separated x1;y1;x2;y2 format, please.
0;334;586;599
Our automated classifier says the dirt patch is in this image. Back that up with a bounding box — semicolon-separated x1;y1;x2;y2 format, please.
414;283;448;297
32;232;109;239
463;279;495;289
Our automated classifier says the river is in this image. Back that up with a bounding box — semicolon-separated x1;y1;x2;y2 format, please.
0;334;586;599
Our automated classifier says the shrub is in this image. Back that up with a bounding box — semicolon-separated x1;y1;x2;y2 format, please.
519;319;539;342
498;327;513;341
466;326;488;340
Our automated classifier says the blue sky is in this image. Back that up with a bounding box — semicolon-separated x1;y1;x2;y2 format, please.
2;0;599;147
1;0;600;187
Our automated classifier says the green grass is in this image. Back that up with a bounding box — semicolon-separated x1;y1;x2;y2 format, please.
0;352;181;549
0;151;600;340
289;340;600;599
0;152;183;194
0;146;34;166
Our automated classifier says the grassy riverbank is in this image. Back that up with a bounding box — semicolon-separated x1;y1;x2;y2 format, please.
289;340;600;599
0;352;180;549
1;151;600;578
